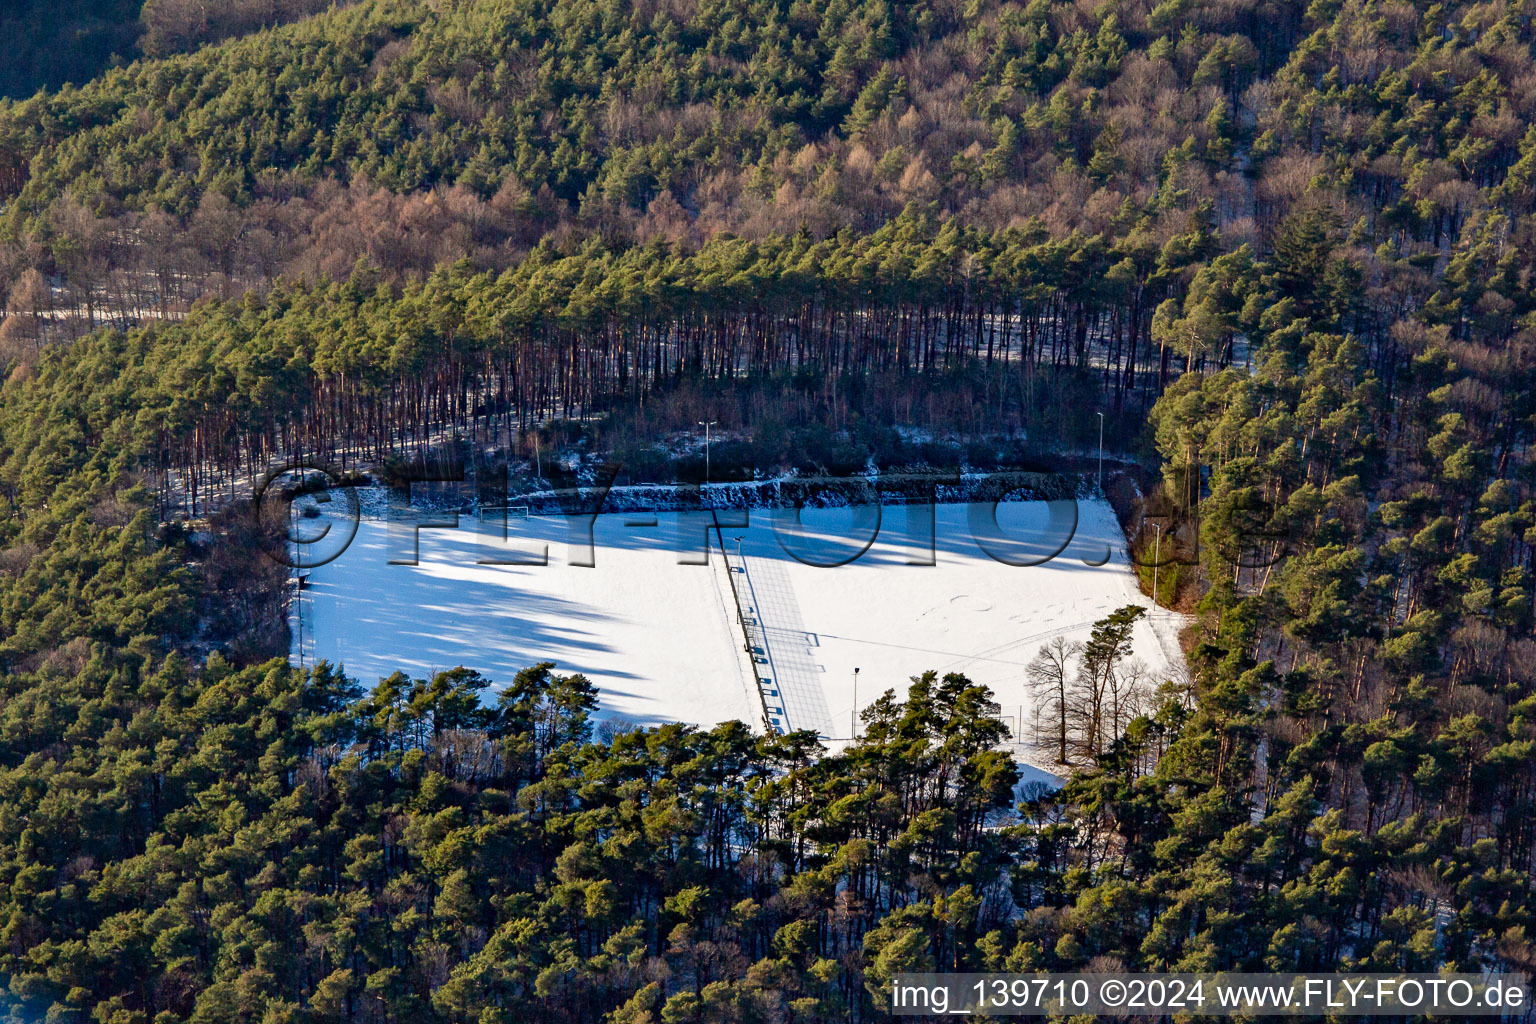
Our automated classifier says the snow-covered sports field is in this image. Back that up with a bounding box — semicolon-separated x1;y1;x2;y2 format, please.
290;495;1184;748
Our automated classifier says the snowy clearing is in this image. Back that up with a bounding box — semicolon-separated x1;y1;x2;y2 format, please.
290;496;1185;761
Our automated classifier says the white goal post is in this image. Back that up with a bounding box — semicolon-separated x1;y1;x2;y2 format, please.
478;504;531;519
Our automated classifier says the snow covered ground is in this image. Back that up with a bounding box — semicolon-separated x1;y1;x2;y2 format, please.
289;495;1185;760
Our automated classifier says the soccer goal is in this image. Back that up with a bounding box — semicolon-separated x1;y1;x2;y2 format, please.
479;504;531;520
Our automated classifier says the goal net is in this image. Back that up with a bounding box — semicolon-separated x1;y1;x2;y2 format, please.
479;504;531;519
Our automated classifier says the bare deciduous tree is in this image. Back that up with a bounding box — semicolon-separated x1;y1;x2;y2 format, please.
1027;635;1080;766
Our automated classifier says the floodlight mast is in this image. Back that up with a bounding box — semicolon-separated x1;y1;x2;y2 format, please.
851;667;860;740
698;420;718;483
1096;411;1104;490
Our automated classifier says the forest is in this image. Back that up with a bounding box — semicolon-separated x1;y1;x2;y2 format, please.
0;0;351;100
3;0;1536;1021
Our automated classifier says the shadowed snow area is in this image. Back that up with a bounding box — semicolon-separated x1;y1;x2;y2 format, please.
291;498;1184;747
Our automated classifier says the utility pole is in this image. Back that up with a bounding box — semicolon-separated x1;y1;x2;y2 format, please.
698;420;718;484
1152;521;1163;611
1096;411;1104;491
851;666;860;741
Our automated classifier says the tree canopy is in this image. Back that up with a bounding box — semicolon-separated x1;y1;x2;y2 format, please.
5;0;1536;1020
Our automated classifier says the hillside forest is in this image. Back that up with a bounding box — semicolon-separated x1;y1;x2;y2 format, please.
4;0;1536;1022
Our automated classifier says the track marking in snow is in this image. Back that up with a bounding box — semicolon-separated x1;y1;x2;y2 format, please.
931;619;1107;673
811;631;1040;666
